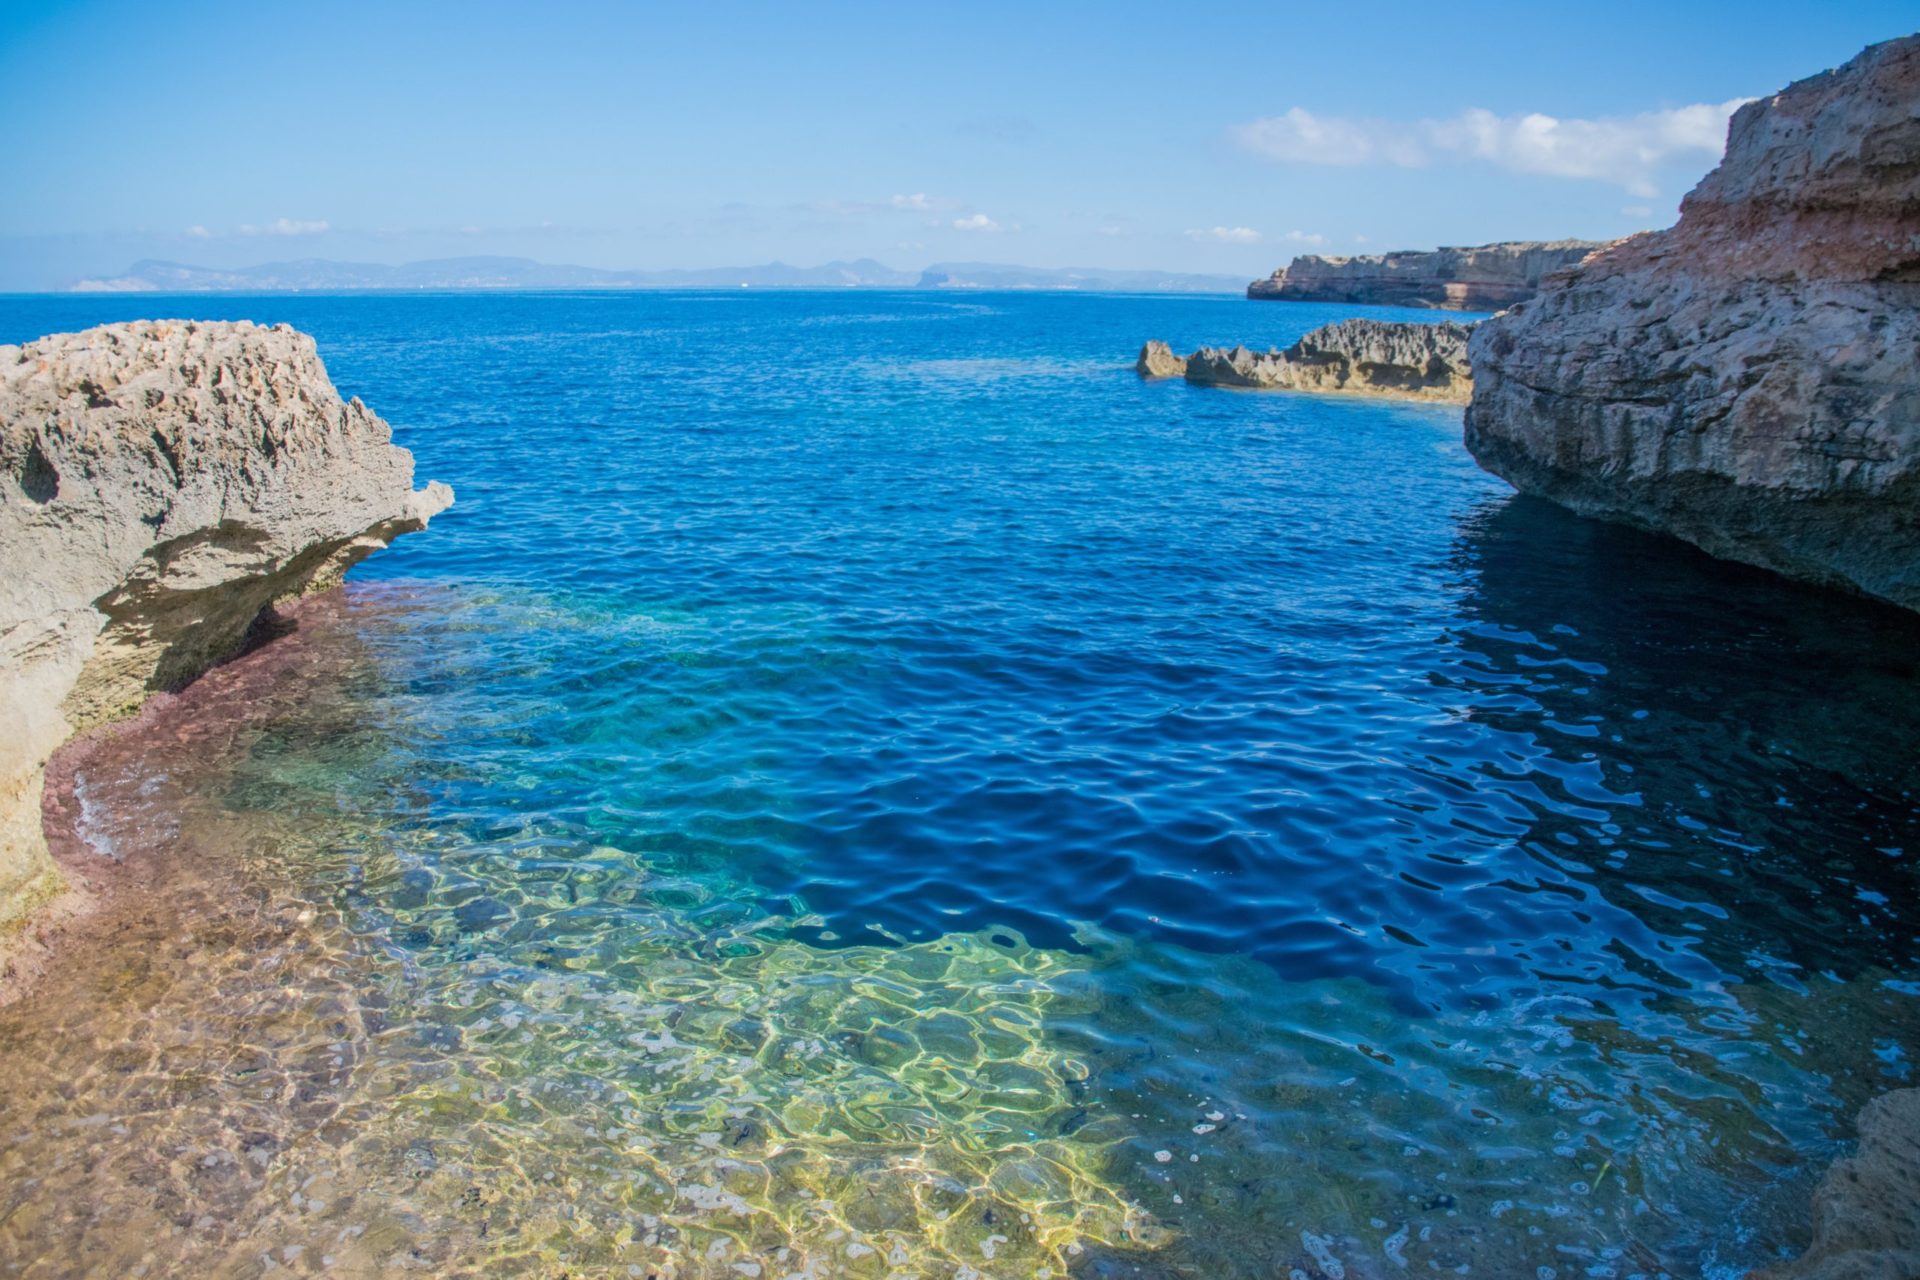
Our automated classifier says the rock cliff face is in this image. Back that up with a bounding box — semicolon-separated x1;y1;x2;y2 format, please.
1141;319;1473;402
1248;241;1608;310
1464;34;1920;611
0;321;451;936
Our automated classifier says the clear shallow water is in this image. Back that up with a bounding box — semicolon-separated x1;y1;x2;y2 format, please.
1;291;1918;1279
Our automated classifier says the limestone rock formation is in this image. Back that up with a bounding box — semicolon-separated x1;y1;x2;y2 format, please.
0;320;451;933
1135;340;1187;378
1464;34;1920;611
1247;241;1608;310
1753;1089;1920;1280
1144;319;1472;403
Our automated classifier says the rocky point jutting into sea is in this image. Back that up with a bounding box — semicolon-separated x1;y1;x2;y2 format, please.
1465;34;1920;614
1138;318;1473;402
1247;240;1608;310
0;320;450;971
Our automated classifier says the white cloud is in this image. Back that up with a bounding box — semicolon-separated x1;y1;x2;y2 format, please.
1186;225;1262;244
184;224;211;238
1620;204;1655;218
1279;229;1326;245
1234;107;1427;169
235;217;331;237
952;213;1000;232
891;193;936;211
1233;99;1751;197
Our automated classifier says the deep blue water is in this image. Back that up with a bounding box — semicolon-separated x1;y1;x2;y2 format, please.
3;290;1918;1278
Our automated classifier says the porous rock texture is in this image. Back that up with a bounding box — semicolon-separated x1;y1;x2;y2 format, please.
1144;319;1472;403
0;320;451;936
1753;1089;1920;1280
1247;240;1608;310
1135;340;1187;378
1465;34;1920;611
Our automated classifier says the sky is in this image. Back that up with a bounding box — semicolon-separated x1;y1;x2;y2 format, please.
1;0;1914;289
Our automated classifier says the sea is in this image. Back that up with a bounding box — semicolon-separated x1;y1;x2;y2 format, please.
1;289;1916;1279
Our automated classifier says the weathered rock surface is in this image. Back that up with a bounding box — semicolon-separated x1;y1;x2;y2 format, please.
1143;320;1472;403
1135;340;1188;378
1464;34;1920;611
1248;240;1608;310
1753;1089;1920;1280
0;321;451;936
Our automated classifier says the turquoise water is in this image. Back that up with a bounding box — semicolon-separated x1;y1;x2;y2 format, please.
1;291;1917;1278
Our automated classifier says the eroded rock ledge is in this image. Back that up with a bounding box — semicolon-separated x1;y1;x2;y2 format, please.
1139;319;1472;403
1465;34;1920;611
0;320;451;941
1248;241;1608;310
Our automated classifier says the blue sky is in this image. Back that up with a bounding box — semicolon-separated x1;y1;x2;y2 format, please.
1;1;1913;289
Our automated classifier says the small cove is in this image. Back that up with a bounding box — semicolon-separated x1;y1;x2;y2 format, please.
1;290;1917;1278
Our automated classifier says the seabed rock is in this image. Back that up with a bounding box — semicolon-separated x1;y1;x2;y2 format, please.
1753;1088;1920;1280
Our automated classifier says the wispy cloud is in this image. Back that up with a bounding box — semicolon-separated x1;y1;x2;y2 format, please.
1232;100;1750;197
803;193;962;217
1185;226;1263;244
952;213;1001;233
233;217;331;237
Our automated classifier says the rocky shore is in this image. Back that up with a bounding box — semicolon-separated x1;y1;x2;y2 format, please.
1458;35;1920;1276
1248;241;1607;310
1465;34;1920;612
1752;1088;1920;1280
0;320;449;970
1139;319;1473;403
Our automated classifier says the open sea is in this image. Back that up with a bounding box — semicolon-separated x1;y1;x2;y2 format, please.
0;290;1917;1279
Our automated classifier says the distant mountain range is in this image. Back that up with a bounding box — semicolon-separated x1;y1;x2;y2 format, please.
69;256;1247;295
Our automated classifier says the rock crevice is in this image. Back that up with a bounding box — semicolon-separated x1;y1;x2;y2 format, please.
0;320;451;939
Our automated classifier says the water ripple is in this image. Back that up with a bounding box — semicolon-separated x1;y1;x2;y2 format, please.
0;291;1914;1277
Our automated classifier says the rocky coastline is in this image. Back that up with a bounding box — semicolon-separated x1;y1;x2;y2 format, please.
1465;34;1920;613
1247;240;1607;310
1139;318;1473;403
0;320;449;980
1459;35;1920;1276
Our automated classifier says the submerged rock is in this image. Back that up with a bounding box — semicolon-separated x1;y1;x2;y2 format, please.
1146;319;1472;403
0;320;451;937
1247;240;1607;310
1754;1088;1920;1280
1465;35;1920;611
